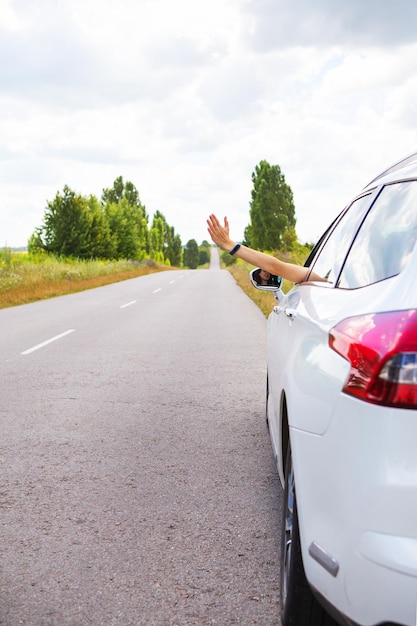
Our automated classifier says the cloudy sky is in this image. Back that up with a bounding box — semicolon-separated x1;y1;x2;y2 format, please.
1;0;417;249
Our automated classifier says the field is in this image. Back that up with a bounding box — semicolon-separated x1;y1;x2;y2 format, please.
0;250;172;309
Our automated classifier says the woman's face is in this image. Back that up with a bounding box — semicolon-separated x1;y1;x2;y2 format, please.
259;269;271;281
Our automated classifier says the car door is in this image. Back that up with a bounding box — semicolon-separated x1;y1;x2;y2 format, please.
266;193;375;479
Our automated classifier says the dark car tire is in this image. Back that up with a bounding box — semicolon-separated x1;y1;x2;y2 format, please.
281;445;337;626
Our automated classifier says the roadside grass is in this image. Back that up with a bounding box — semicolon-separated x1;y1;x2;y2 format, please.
0;251;174;309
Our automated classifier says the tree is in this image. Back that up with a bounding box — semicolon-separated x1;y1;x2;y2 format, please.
165;225;183;267
101;176;148;220
281;226;297;251
84;195;114;259
148;211;183;266
183;239;199;269
149;213;165;264
35;185;110;258
102;177;149;260
104;197;148;260
28;229;44;254
198;240;211;266
244;160;296;250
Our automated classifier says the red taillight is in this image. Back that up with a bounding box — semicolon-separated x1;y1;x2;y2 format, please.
329;310;417;408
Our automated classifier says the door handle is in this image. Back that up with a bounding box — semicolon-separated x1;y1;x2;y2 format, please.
284;308;297;319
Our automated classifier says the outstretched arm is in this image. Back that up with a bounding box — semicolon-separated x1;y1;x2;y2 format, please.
207;214;320;284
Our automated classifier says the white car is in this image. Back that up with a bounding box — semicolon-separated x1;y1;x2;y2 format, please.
251;152;417;626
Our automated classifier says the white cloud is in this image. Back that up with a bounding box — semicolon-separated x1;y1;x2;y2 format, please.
242;0;417;50
1;0;417;250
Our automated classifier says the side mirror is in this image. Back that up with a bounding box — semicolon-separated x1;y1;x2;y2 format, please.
250;268;284;301
250;268;282;291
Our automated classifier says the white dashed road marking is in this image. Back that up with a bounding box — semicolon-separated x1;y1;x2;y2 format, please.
120;300;137;309
21;329;75;355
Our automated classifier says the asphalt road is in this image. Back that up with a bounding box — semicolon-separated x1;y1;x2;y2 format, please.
0;250;282;626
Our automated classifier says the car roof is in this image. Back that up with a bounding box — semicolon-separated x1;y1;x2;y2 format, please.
364;151;417;189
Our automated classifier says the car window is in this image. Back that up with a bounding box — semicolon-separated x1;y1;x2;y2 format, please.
307;194;372;284
338;181;417;289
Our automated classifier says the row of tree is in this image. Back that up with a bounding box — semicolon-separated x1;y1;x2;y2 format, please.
29;177;185;266
28;160;300;266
